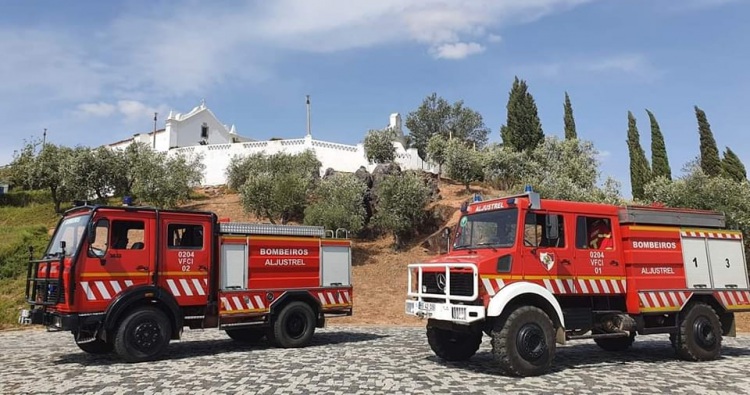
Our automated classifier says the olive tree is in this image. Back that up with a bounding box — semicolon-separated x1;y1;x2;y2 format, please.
235;150;321;224
482;144;534;191
131;149;205;208
9;140;75;212
304;173;367;234
372;172;431;249
443;140;483;191
364;128;396;164
426;134;448;180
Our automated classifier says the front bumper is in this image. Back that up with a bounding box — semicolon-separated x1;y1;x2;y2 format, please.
405;300;485;324
18;308;83;331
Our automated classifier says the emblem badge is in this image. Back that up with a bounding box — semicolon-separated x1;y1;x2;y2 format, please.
540;252;555;271
436;273;447;291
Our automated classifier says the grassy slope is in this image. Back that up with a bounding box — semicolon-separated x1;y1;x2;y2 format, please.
0;203;59;328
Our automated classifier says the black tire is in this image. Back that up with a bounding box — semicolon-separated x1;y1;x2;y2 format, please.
673;302;722;361
594;332;636;352
75;337;113;354
426;325;482;361
491;306;556;377
114;307;172;363
270;301;316;348
226;327;266;343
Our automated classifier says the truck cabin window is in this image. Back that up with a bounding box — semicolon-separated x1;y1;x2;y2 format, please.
110;220;145;250
168;224;204;249
576;216;613;250
454;208;518;249
46;214;91;257
524;212;566;248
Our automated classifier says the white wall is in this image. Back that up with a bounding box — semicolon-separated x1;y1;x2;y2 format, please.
110;104;436;186
170;135;437;186
166;106;234;149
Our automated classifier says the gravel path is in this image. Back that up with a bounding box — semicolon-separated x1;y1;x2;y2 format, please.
2;326;750;394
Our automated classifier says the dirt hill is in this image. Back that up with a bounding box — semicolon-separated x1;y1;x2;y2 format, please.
186;182;750;333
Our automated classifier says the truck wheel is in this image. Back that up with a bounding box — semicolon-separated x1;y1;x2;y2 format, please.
426;325;482;361
114;307;172;363
673;302;722;361
594;332;636;351
75;337;113;354
270;301;316;348
225;327;266;343
491;306;556;377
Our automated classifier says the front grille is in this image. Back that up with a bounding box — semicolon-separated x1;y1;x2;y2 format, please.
422;272;474;297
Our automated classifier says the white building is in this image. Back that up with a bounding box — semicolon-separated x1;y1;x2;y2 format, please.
109;102;436;186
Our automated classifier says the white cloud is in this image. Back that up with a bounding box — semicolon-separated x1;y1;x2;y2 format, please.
0;29;103;101
1;0;598;119
77;102;116;117
99;0;597;97
75;100;169;123
521;53;661;81
487;34;503;43
584;54;651;74
432;42;486;60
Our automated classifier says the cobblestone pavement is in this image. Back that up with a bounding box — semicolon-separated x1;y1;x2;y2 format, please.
1;326;750;394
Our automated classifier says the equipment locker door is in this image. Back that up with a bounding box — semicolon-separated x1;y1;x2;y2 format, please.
706;238;749;289
681;237;712;289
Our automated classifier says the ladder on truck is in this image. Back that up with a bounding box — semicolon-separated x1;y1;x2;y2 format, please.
618;205;725;228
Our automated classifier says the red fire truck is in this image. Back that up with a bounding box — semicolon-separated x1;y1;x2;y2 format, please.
406;188;750;376
20;204;353;362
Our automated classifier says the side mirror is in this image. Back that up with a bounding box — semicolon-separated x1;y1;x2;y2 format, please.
546;215;559;240
442;227;451;239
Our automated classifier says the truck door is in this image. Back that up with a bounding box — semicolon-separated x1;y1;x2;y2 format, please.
520;211;576;295
572;215;626;295
78;212;155;312
159;217;211;307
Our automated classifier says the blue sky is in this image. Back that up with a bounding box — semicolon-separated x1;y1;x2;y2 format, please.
1;0;748;198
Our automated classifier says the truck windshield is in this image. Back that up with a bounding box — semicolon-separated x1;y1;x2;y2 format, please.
45;213;91;257
454;208;518;250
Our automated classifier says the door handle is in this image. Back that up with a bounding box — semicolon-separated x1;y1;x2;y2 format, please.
198;265;208;272
561;259;571;265
610;260;619;266
136;265;148;272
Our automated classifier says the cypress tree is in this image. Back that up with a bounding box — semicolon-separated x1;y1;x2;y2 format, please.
626;111;651;200
646;109;671;180
563;92;577;140
695;106;722;177
500;76;544;152
721;146;747;182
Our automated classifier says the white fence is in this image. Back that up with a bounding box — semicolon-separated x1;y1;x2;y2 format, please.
170;136;438;186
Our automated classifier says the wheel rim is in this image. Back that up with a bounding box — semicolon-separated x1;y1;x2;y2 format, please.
516;323;547;361
692;316;716;348
286;311;308;340
132;321;162;352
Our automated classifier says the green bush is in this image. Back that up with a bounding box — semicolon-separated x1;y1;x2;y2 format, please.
0;190;52;207
372;172;431;249
304;174;367;234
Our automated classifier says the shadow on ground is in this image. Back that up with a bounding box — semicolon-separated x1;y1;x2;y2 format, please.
52;330;388;366
426;339;750;377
